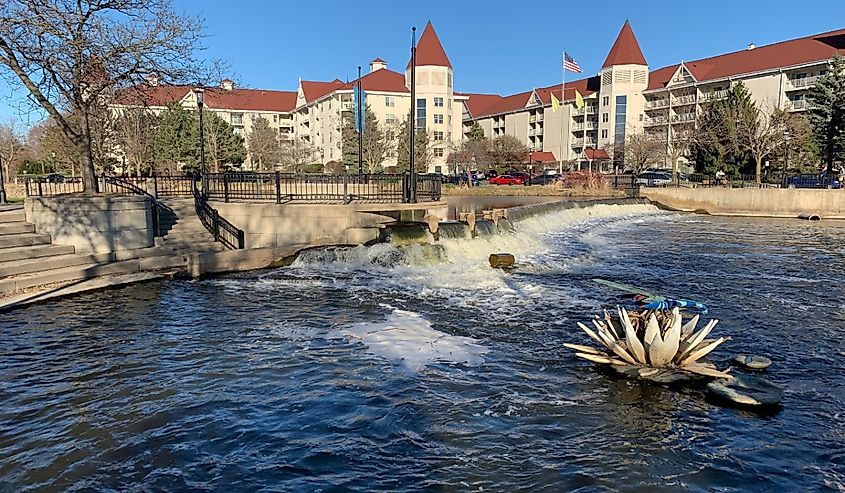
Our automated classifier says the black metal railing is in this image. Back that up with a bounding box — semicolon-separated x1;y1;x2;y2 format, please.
24;177;84;196
101;175;174;237
192;177;245;250
153;174;194;197
202;172;441;204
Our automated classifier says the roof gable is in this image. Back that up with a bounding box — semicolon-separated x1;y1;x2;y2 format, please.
408;21;452;69
340;69;409;93
301;79;345;103
602;21;648;68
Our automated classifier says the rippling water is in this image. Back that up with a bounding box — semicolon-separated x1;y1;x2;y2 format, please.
2;205;845;492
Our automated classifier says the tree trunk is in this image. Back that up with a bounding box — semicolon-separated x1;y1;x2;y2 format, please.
671;156;679;184
755;156;762;187
79;114;97;194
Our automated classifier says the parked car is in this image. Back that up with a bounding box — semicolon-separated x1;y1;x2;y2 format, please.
488;174;525;186
45;173;66;183
445;173;479;186
529;173;559;185
784;173;842;189
636;171;672;186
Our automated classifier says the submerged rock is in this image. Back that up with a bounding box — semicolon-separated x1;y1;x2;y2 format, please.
489;253;515;269
732;354;772;370
707;375;783;406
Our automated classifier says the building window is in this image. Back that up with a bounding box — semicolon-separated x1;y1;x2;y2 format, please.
434;114;443;124
416;98;426;130
273;115;277;123
602;113;609;123
231;113;243;125
434;97;444;107
385;96;395;107
233;127;243;136
601;129;608;139
615;95;628;147
385;113;396;125
602;96;609;106
434;131;444;141
434;148;444;157
386;130;395;141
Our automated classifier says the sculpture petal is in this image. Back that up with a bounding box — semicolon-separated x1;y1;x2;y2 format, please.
577;322;610;349
681;363;734;380
563;343;605;355
676;319;718;361
644;313;660;345
575;352;628;366
681;314;700;337
679;337;728;366
619;307;647;364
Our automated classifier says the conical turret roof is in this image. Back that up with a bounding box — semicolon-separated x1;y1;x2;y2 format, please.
602;21;647;67
407;21;452;69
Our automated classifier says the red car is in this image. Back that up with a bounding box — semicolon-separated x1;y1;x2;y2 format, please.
488;174;525;186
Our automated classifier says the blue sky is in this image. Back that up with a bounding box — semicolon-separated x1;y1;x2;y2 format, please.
1;0;842;126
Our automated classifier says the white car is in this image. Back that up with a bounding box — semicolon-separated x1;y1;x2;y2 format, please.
636;172;672;186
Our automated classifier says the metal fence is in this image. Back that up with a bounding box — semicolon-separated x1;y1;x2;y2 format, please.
192;178;245;249
203;172;442;204
154;174;194;197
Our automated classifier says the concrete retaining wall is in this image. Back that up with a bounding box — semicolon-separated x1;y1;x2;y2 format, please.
25;195;154;253
212;201;447;248
641;187;845;219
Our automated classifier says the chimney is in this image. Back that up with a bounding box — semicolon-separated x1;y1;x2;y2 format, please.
747;43;756;51
145;73;159;86
220;78;235;91
369;58;387;72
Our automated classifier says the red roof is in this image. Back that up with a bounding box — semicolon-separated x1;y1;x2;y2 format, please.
602;21;647;68
204;88;297;112
648;27;845;90
462;76;601;119
459;93;505;118
524;151;557;163
408;21;452;69
535;76;601;105
585;148;610;160
301;79;345;103
341;69;409;93
113;84;297;112
371;57;386;63
112;84;193;107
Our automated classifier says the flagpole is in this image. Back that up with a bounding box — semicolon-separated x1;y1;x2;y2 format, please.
559;50;565;175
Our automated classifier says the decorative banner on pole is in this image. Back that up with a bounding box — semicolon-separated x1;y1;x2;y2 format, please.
354;86;366;133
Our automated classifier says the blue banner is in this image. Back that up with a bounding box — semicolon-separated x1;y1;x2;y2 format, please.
354;87;366;133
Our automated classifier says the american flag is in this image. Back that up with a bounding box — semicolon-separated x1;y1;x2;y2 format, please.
564;51;582;73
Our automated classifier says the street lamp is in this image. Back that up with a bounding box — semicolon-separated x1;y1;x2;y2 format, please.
0;156;7;204
528;151;533;186
782;129;791;185
195;88;206;176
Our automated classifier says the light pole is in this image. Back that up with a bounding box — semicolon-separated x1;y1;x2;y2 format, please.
782;129;791;185
0;156;7;204
409;26;417;203
528;151;533;186
195;88;206;176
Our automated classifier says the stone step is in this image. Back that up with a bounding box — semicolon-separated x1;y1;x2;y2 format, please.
0;233;51;249
0;251;114;278
0;243;76;263
0;222;35;235
0;211;26;223
0;259;141;294
138;255;188;271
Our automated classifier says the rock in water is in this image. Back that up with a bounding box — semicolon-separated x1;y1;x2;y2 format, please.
707;375;783;406
489;253;515;269
732;354;772;370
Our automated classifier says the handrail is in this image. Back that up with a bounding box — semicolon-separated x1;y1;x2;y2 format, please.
101;175;174;237
191;177;245;250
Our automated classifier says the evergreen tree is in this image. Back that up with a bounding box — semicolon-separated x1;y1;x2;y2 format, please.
808;54;845;173
154;102;193;173
341;105;388;172
467;121;486;141
395;118;431;173
692;82;755;174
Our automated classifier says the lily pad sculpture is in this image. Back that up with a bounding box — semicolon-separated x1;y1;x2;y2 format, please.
565;307;733;383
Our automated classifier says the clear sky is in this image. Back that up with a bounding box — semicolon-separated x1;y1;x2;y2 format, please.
1;0;842;126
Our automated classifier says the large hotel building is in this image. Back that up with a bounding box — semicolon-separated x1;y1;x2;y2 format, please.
113;21;845;173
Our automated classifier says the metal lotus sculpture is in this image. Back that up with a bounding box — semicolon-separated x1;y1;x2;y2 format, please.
565;307;733;382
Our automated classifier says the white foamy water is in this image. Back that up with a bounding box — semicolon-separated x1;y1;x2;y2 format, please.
344;307;488;372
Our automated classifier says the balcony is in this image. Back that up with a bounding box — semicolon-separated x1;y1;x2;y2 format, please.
573;107;585;116
572;123;584;131
529;115;536;123
342;102;353;111
645;98;670;110
537;114;544;121
789;75;820;90
790;99;808;110
700;89;729;102
644;116;668;126
529;128;536;136
535;127;543;135
671;94;697;106
586;120;598;129
586;106;597;114
671;112;696;123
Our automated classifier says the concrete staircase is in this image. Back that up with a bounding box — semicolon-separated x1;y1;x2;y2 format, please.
155;198;226;254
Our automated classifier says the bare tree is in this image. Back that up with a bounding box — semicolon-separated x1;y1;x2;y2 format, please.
114;107;158;176
623;131;664;174
279;138;317;173
489;135;528;170
739;104;786;186
0;0;214;193
247;116;278;171
0;118;27;181
666;127;694;182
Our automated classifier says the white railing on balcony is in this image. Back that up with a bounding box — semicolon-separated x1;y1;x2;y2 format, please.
529;128;535;136
790;76;820;89
644;116;668;126
645;98;670;109
529;115;537;123
790;99;808;110
573;107;585;116
342;102;353;111
671;94;697;106
671;112;696;123
572;123;584;131
537;114;544;121
535;128;543;135
586;121;598;129
586;106;597;114
700;89;730;102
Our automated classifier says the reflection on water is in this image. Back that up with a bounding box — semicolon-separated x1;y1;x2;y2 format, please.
2;207;845;492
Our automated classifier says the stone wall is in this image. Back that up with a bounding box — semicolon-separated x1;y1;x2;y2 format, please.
25;195;154;253
641;187;845;219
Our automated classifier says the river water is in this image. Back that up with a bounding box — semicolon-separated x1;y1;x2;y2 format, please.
2;203;844;492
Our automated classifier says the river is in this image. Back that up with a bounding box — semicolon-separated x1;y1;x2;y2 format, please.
1;203;844;492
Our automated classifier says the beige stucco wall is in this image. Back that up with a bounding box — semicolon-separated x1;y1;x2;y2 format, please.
25;195;154;253
641;187;845;219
